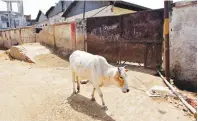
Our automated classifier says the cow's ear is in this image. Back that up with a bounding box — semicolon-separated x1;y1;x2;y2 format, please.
125;69;129;72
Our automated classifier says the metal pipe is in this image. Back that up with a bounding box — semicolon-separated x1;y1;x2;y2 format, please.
164;1;170;82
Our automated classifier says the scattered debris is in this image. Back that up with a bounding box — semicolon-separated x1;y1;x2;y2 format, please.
157;71;197;118
186;98;197;110
146;85;175;97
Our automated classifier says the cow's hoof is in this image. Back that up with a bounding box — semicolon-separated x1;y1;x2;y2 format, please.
77;90;80;93
102;106;108;111
91;97;95;101
72;91;77;95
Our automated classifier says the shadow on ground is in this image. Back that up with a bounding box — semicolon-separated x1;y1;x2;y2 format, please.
67;94;115;121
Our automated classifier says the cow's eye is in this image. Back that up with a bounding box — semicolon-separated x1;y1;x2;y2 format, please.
119;77;123;79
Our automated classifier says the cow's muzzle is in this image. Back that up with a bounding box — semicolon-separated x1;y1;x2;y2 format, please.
122;89;130;93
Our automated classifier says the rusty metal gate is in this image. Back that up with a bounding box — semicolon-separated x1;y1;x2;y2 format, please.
86;9;164;69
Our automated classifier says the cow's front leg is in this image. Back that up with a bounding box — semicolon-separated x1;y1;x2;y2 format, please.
76;76;80;93
91;87;96;101
96;87;108;110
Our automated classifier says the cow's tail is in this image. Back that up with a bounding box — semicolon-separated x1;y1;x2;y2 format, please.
80;80;89;84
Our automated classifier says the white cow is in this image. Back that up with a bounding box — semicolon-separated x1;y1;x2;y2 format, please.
69;50;129;110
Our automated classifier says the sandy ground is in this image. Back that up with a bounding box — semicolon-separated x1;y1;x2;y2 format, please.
0;50;196;121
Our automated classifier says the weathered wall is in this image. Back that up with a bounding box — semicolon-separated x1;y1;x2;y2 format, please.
9;29;21;45
0;29;21;48
2;30;11;48
0;22;75;53
36;25;55;47
21;27;35;43
169;1;197;90
0;31;3;47
0;27;36;49
75;19;85;51
36;22;77;55
54;23;73;56
0;31;5;47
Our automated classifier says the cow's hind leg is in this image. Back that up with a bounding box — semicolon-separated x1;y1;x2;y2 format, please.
76;76;80;93
72;72;77;94
91;87;96;101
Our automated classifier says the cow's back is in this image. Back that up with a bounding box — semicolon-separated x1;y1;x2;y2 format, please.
69;50;96;78
69;50;110;80
69;50;95;66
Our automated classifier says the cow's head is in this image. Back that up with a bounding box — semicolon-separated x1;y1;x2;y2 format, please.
114;66;129;93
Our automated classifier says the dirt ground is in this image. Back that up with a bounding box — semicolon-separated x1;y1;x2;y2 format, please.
0;50;196;121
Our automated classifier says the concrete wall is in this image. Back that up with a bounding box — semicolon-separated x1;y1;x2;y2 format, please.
9;29;21;45
54;23;73;56
2;30;11;48
75;19;85;51
169;1;197;90
0;22;76;55
35;21;83;57
0;31;3;47
36;25;54;47
21;27;35;43
0;29;21;48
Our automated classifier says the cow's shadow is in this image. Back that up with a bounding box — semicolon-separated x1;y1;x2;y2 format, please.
67;94;115;121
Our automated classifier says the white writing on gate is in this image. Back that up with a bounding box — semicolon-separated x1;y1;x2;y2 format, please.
103;24;118;31
99;34;120;41
90;24;119;35
90;24;120;41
